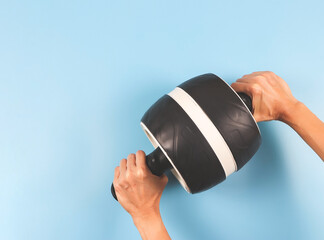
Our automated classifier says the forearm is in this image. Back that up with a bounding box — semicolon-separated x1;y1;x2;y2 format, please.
282;101;324;161
133;211;171;240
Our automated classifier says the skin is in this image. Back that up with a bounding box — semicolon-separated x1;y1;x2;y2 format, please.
113;71;324;239
113;150;171;240
231;71;324;160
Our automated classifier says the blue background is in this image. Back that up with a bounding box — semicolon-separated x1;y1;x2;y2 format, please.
0;0;323;239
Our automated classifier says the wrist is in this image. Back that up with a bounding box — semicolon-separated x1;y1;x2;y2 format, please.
132;208;162;227
132;210;169;240
280;100;304;126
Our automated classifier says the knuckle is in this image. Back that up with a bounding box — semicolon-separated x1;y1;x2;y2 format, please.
136;169;147;179
261;71;274;78
254;75;265;82
250;83;262;95
128;153;135;159
268;77;276;85
114;182;121;190
117;178;128;188
125;171;133;180
117;177;125;184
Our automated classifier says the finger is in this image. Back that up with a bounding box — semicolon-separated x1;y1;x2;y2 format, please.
113;166;120;183
135;150;147;170
236;78;251;83
119;158;127;176
239;74;252;79
236;76;261;84
127;153;136;170
239;71;269;81
231;82;252;97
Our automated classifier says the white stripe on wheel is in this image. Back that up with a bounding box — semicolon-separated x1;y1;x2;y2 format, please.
168;87;237;177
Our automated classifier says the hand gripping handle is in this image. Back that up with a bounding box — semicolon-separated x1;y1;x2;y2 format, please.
111;147;171;201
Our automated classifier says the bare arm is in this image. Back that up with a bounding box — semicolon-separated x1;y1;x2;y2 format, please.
282;101;324;160
132;211;170;240
113;150;171;240
231;71;324;161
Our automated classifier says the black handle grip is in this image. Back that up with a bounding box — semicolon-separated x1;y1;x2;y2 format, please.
237;92;253;114
111;147;171;201
111;182;118;200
